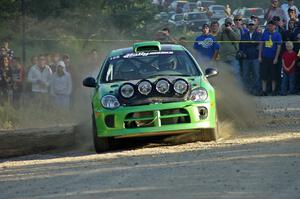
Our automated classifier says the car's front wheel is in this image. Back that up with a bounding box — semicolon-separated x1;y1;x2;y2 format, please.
92;114;115;153
199;114;219;142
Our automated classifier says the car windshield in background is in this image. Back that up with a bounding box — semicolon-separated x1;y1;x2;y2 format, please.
175;15;184;21
244;9;264;17
188;13;207;20
102;51;201;82
213;6;224;11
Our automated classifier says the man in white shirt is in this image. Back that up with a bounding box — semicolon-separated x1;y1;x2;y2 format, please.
27;54;52;106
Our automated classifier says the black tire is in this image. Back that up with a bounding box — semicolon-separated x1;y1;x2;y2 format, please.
199;114;219;142
92;114;114;153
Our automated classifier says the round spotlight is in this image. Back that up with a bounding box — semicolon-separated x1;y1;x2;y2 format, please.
120;83;134;98
156;79;170;94
174;79;188;94
138;80;152;95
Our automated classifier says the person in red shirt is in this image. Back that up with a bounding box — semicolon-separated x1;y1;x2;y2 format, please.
280;41;298;95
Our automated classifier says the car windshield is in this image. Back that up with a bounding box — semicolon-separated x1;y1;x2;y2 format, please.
244;9;264;17
101;51;201;82
213;6;224;11
174;15;184;21
187;13;207;20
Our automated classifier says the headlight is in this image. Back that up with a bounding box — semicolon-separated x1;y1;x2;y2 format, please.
174;79;188;94
138;80;152;95
101;95;120;109
120;83;134;98
190;88;208;102
156;79;170;94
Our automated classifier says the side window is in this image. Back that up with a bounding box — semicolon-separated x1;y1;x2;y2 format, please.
105;63;114;82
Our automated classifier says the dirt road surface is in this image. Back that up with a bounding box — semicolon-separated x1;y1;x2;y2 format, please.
0;96;300;199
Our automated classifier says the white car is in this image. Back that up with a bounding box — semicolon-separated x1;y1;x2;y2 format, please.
208;5;226;20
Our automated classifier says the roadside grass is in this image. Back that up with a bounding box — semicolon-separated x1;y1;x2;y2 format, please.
0;103;74;130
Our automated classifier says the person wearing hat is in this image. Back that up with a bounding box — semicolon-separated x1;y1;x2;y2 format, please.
50;60;72;110
259;20;283;96
265;0;287;24
240;20;263;95
250;15;263;33
272;16;285;37
281;0;299;24
286;6;299;29
217;17;241;81
193;24;220;61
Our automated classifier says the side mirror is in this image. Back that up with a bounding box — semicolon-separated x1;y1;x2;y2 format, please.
205;68;218;78
83;77;97;88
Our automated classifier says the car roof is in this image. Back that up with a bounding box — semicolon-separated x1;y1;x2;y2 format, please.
209;5;225;8
185;11;206;14
109;44;186;58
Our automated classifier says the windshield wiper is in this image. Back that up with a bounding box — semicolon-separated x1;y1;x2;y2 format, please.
147;74;191;78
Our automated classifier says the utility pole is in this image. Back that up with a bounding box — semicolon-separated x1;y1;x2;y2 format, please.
21;0;26;64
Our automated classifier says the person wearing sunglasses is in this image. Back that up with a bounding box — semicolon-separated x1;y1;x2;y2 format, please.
217;17;241;83
240;20;263;95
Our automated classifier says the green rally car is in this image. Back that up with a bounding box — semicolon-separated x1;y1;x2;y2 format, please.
83;41;219;153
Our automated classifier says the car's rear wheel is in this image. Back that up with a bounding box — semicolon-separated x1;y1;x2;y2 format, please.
92;114;115;153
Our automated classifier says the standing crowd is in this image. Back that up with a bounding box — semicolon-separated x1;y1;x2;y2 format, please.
0;42;74;110
187;0;300;96
192;0;300;96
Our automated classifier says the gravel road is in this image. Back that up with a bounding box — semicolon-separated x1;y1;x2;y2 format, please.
0;96;299;199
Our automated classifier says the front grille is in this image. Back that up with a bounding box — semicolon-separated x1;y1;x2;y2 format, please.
124;108;190;129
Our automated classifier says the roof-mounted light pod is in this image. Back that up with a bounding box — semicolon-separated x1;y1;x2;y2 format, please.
133;41;161;53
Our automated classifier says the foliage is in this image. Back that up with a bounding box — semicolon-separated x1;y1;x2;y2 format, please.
0;103;73;129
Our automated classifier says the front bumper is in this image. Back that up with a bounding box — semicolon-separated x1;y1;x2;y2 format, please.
94;101;216;138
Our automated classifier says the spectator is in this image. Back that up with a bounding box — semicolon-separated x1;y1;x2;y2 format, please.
27;54;52;106
265;0;287;24
280;41;298;95
0;55;13;104
259;20;282;96
281;0;299;25
240;20;263;95
50;61;72;110
62;54;77;106
234;15;248;35
272;16;285;36
88;49;100;68
11;57;25;108
234;15;248;76
49;52;61;73
285;6;299;30
210;21;220;37
1;38;14;61
193;24;219;61
217;18;241;79
283;20;297;51
30;55;38;66
155;27;176;44
46;53;53;67
251;15;263;33
224;4;231;17
0;46;7;57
